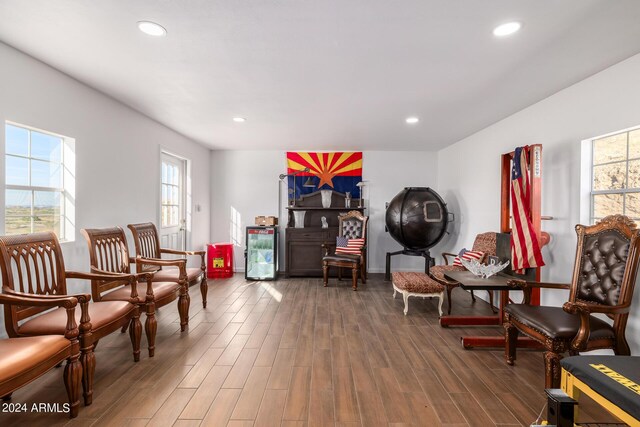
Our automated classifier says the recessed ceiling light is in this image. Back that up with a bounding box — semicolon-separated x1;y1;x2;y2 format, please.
405;117;419;124
233;117;246;123
493;22;521;37
137;21;167;37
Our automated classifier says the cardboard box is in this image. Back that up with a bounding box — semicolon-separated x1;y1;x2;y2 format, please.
255;216;278;226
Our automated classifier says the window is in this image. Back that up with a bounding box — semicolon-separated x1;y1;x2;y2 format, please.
161;160;181;227
589;127;640;224
4;122;75;241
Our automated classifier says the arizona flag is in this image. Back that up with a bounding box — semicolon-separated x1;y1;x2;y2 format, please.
511;146;545;273
286;152;363;198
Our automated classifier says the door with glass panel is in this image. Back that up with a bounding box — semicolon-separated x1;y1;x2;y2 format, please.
160;152;186;250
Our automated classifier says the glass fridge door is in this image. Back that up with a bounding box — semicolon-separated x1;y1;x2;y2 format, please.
246;227;276;279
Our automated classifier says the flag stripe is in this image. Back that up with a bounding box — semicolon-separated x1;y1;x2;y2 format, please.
511;146;545;273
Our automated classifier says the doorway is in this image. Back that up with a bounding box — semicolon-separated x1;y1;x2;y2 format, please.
160;151;187;250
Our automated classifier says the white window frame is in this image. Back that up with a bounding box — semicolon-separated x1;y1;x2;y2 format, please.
581;124;640;225
4;121;75;242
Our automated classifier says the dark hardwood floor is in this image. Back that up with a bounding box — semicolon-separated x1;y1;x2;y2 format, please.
0;274;616;426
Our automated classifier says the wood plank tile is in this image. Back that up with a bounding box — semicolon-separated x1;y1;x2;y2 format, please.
148;388;196;427
332;366;359;423
179;365;232;419
230;366;272;420
200;388;242;426
266;348;295;390
254;389;287;427
222;348;259;388
283;367;311;420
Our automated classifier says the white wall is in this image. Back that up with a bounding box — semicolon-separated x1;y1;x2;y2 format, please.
0;42;211;334
436;52;640;355
210;150;439;273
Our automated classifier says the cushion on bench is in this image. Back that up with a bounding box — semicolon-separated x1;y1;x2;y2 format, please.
392;272;444;294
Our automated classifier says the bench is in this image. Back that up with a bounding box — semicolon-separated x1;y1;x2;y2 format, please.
391;272;444;316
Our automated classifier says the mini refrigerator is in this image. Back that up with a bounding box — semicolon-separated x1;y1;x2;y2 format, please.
245;226;278;280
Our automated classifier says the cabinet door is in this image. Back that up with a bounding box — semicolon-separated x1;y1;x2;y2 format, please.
287;240;325;276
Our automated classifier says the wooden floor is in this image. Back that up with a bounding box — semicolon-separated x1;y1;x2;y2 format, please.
1;274;616;427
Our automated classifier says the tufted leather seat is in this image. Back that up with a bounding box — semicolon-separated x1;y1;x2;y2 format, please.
504;305;615;341
504;215;640;389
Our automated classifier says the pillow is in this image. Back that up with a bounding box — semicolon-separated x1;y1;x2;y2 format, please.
336;237;365;255
453;249;484;267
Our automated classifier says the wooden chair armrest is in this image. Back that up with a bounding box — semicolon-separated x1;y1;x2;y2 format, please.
506;279;570;290
560;301;631;352
563;301;630;316
161;248;206;257
0;292;81;339
88;268;147;302
442;252;457;265
135;257;187;283
0;291;78;308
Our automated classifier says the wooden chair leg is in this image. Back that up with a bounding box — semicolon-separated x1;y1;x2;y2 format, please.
504;321;518;365
323;262;329;287
63;353;82;418
145;302;157;358
360;261;366;284
129;309;142;362
470;290;476;301
338;267;342;281
351;265;358;291
544;351;563;388
178;283;190;332
446;286;453;315
201;276;208;309
80;344;96;406
1;393;12;401
121;323;128;333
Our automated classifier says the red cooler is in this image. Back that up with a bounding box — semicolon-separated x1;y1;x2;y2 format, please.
207;243;234;279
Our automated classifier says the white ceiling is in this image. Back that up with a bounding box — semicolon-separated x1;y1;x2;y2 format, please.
1;1;640;151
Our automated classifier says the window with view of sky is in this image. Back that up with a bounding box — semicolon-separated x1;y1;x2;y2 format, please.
4;122;74;240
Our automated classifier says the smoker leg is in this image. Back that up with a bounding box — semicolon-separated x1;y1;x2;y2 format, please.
385;252;391;281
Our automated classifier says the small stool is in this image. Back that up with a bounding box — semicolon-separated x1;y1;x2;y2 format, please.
391;272;445;316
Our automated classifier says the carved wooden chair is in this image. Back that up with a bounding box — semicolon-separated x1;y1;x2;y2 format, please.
0;232;142;406
322;210;368;291
128;223;207;312
0;293;82;418
504;215;640;388
81;227;186;355
429;232;498;314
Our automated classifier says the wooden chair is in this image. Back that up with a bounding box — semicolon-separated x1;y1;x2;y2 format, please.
504;215;640;388
81;227;186;355
0;232;142;406
128;223;207;312
429;232;498;314
322;210;368;291
0;293;82;418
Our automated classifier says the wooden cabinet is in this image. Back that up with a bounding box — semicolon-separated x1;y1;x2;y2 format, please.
284;191;364;277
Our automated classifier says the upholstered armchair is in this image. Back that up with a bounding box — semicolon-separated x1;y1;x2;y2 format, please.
504;215;640;388
429;232;498;314
127;222;207;311
0;232;142;406
81;227;186;355
322;210;368;290
0;293;82;418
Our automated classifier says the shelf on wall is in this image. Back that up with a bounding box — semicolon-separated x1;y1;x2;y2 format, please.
286;207;365;211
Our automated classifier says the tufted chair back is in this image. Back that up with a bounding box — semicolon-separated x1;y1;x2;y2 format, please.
570;215;640;319
569;215;640;329
339;210;368;240
471;232;498;260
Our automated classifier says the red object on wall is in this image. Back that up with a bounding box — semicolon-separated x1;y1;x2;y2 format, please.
207;243;234;279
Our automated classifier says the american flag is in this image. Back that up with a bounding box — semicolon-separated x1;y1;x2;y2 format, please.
335;237;365;255
511;146;545;273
